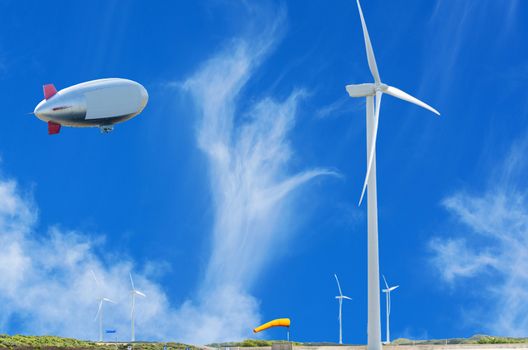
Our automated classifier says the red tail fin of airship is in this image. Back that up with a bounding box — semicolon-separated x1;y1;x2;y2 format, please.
48;121;61;135
43;84;57;100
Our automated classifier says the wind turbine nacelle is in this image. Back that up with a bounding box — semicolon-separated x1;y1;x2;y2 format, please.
346;83;376;97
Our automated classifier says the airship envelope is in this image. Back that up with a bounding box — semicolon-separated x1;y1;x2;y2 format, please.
33;78;148;135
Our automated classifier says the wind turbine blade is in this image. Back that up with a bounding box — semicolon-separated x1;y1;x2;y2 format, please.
359;91;382;206
135;290;146;297
385;85;440;116
382;274;389;290
342;296;352;300
94;300;103;321
103;298;116;304
91;270;99;285
334;274;343;296
356;0;381;83
389;285;399;292
129;272;135;290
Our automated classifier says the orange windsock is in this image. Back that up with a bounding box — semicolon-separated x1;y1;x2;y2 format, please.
253;318;291;333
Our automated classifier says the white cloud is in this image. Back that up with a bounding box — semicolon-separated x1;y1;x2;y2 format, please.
314;96;364;120
0;5;334;345
429;136;528;336
422;1;522;101
429;237;497;283
0;177;260;343
0;178;177;341
177;6;335;344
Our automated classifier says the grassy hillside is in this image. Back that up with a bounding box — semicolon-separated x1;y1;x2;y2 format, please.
207;340;301;348
211;335;528;347
392;335;528;345
0;335;194;350
476;336;528;344
1;334;527;349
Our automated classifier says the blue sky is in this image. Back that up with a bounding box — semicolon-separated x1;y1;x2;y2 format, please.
0;0;527;344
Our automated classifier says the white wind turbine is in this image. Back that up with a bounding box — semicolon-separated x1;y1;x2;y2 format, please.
382;275;399;344
91;270;116;342
334;274;352;345
129;272;146;342
345;1;440;350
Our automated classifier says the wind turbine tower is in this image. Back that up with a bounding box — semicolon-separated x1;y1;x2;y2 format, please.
345;1;440;350
334;274;352;345
382;275;399;344
91;271;116;342
129;272;146;342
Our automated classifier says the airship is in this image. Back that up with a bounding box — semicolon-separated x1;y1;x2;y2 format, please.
33;78;148;134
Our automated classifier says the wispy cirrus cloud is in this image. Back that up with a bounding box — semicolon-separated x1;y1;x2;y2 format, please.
420;0;522;101
429;134;528;336
314;96;364;120
174;6;335;342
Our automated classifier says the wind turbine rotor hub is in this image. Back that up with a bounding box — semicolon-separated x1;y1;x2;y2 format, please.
375;83;388;92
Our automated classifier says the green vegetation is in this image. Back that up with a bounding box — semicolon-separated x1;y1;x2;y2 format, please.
208;340;274;347
476;336;528;344
0;335;195;350
207;340;301;348
392;334;528;346
1;334;528;349
210;335;528;348
210;335;528;347
0;335;100;349
392;337;471;345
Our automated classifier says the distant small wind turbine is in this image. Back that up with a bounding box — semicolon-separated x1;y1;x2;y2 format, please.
91;270;116;342
382;275;399;344
334;274;352;345
345;1;440;350
129;272;146;342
